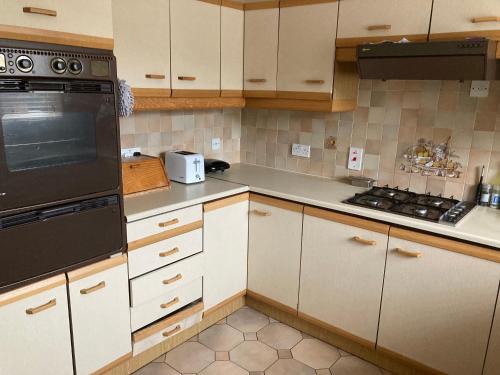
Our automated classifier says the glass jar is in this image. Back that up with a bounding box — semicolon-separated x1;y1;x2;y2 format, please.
480;184;492;206
490;185;500;209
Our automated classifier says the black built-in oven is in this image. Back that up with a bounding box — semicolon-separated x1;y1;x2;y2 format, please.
0;40;125;292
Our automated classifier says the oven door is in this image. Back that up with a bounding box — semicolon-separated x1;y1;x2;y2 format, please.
0;79;120;212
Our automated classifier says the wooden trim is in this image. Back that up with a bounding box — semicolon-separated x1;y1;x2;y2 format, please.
134;96;245;111
250;193;304;213
0;274;66;308
171;89;221;98
132;88;172;98
304;206;390;235
243;90;278;98
331;99;357;112
276;91;331;101
203;290;247;318
497;43;500;59
0;24;114;50
376;346;445;375
336;34;428;48
245;97;357;112
145;74;166;80
430;29;500;42
133;302;204;343
204;193;249;212
23;7;57;17
128;221;203;251
336;47;357;62
90;352;132;375
298;311;375;349
244;1;280;10
67;254;127;283
472;17;500;24
280;0;337;7
199;0;222;5
221;89;243;98
389;227;500;263
246;290;298;316
221;0;244;10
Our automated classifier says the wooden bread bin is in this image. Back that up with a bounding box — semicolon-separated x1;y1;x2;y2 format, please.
122;155;170;195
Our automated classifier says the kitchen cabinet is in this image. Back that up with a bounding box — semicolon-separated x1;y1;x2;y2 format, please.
203;193;249;311
430;0;500;40
337;0;433;46
243;2;280;97
221;1;244;97
0;275;73;375
112;0;171;95
68;255;132;375
299;207;389;347
378;228;500;375
484;288;500;375
247;194;303;312
170;0;221;97
277;1;338;100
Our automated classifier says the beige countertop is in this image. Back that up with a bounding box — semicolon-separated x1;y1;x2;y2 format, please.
209;163;500;249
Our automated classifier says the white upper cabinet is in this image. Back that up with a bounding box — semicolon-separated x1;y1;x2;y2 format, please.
430;0;500;38
112;0;171;91
221;2;244;96
243;3;279;96
337;0;433;45
170;0;221;96
277;1;338;100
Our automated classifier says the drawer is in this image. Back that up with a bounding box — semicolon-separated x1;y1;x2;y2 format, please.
129;228;203;278
127;204;202;243
131;277;202;331
132;302;204;355
130;253;203;306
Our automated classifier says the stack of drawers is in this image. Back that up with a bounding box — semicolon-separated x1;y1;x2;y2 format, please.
127;204;205;355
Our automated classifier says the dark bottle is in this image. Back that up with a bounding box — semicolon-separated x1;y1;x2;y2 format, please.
475;166;485;204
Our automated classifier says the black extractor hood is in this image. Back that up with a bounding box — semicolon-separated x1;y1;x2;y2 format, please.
357;39;497;80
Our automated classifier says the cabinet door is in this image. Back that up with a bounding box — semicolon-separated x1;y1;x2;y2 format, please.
243;5;279;97
112;0;171;93
299;208;388;346
247;194;303;311
277;2;337;100
484;288;500;375
203;194;249;311
68;255;131;375
170;0;221;96
221;3;244;96
430;0;500;39
378;229;500;375
337;0;432;46
0;275;73;375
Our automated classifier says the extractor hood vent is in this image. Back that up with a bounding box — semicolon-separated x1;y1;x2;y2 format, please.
357;39;497;81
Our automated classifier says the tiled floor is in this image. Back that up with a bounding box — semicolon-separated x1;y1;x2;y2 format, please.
133;307;391;375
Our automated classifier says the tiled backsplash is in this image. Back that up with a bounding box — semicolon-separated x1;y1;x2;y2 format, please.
240;80;500;200
119;109;242;163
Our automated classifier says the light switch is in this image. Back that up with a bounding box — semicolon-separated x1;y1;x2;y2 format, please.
348;147;363;171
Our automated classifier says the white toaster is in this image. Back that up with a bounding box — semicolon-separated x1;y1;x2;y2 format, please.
165;151;205;184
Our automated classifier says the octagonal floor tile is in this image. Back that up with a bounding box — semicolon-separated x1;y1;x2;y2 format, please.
164;342;214;373
257;323;302;350
199;361;249;375
230;341;277;371
133;363;180;375
291;339;340;369
266;359;315;375
330;355;381;375
199;324;244;351
227;308;270;333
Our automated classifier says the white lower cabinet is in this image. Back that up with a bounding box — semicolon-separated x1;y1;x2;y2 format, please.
0;275;73;375
299;207;389;346
247;194;303;311
484;288;500;375
378;228;500;375
203;194;249;311
68;255;132;375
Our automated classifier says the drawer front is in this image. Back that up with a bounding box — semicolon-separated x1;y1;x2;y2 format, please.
337;0;432;41
131;277;202;331
129;228;203;278
130;253;203;306
127;204;202;243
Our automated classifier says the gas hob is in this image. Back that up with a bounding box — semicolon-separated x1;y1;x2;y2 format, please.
344;186;476;226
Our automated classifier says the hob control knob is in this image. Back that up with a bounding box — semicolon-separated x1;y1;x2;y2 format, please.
16;56;33;73
68;59;83;75
51;58;67;74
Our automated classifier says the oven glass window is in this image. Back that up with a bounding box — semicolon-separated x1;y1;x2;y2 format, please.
2;111;97;172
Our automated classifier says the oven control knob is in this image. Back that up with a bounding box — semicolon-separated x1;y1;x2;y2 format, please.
51;57;67;74
68;59;83;75
16;56;33;73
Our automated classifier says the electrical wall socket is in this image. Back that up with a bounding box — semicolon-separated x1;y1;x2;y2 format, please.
348;147;363;171
291;143;311;158
470;80;489;98
212;137;221;151
121;147;141;158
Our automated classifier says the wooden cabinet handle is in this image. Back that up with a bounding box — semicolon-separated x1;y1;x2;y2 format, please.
472;17;500;23
145;74;166;79
163;273;182;285
26;299;56;315
162;325;182;337
23;7;57;16
160;297;180;309
395;248;422;258
305;80;325;84
159;247;180;258
129;164;141;169
251;209;271;217
80;281;106;295
178;76;196;81
158;218;179;228
367;24;391;31
352;236;376;246
247;79;267;83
